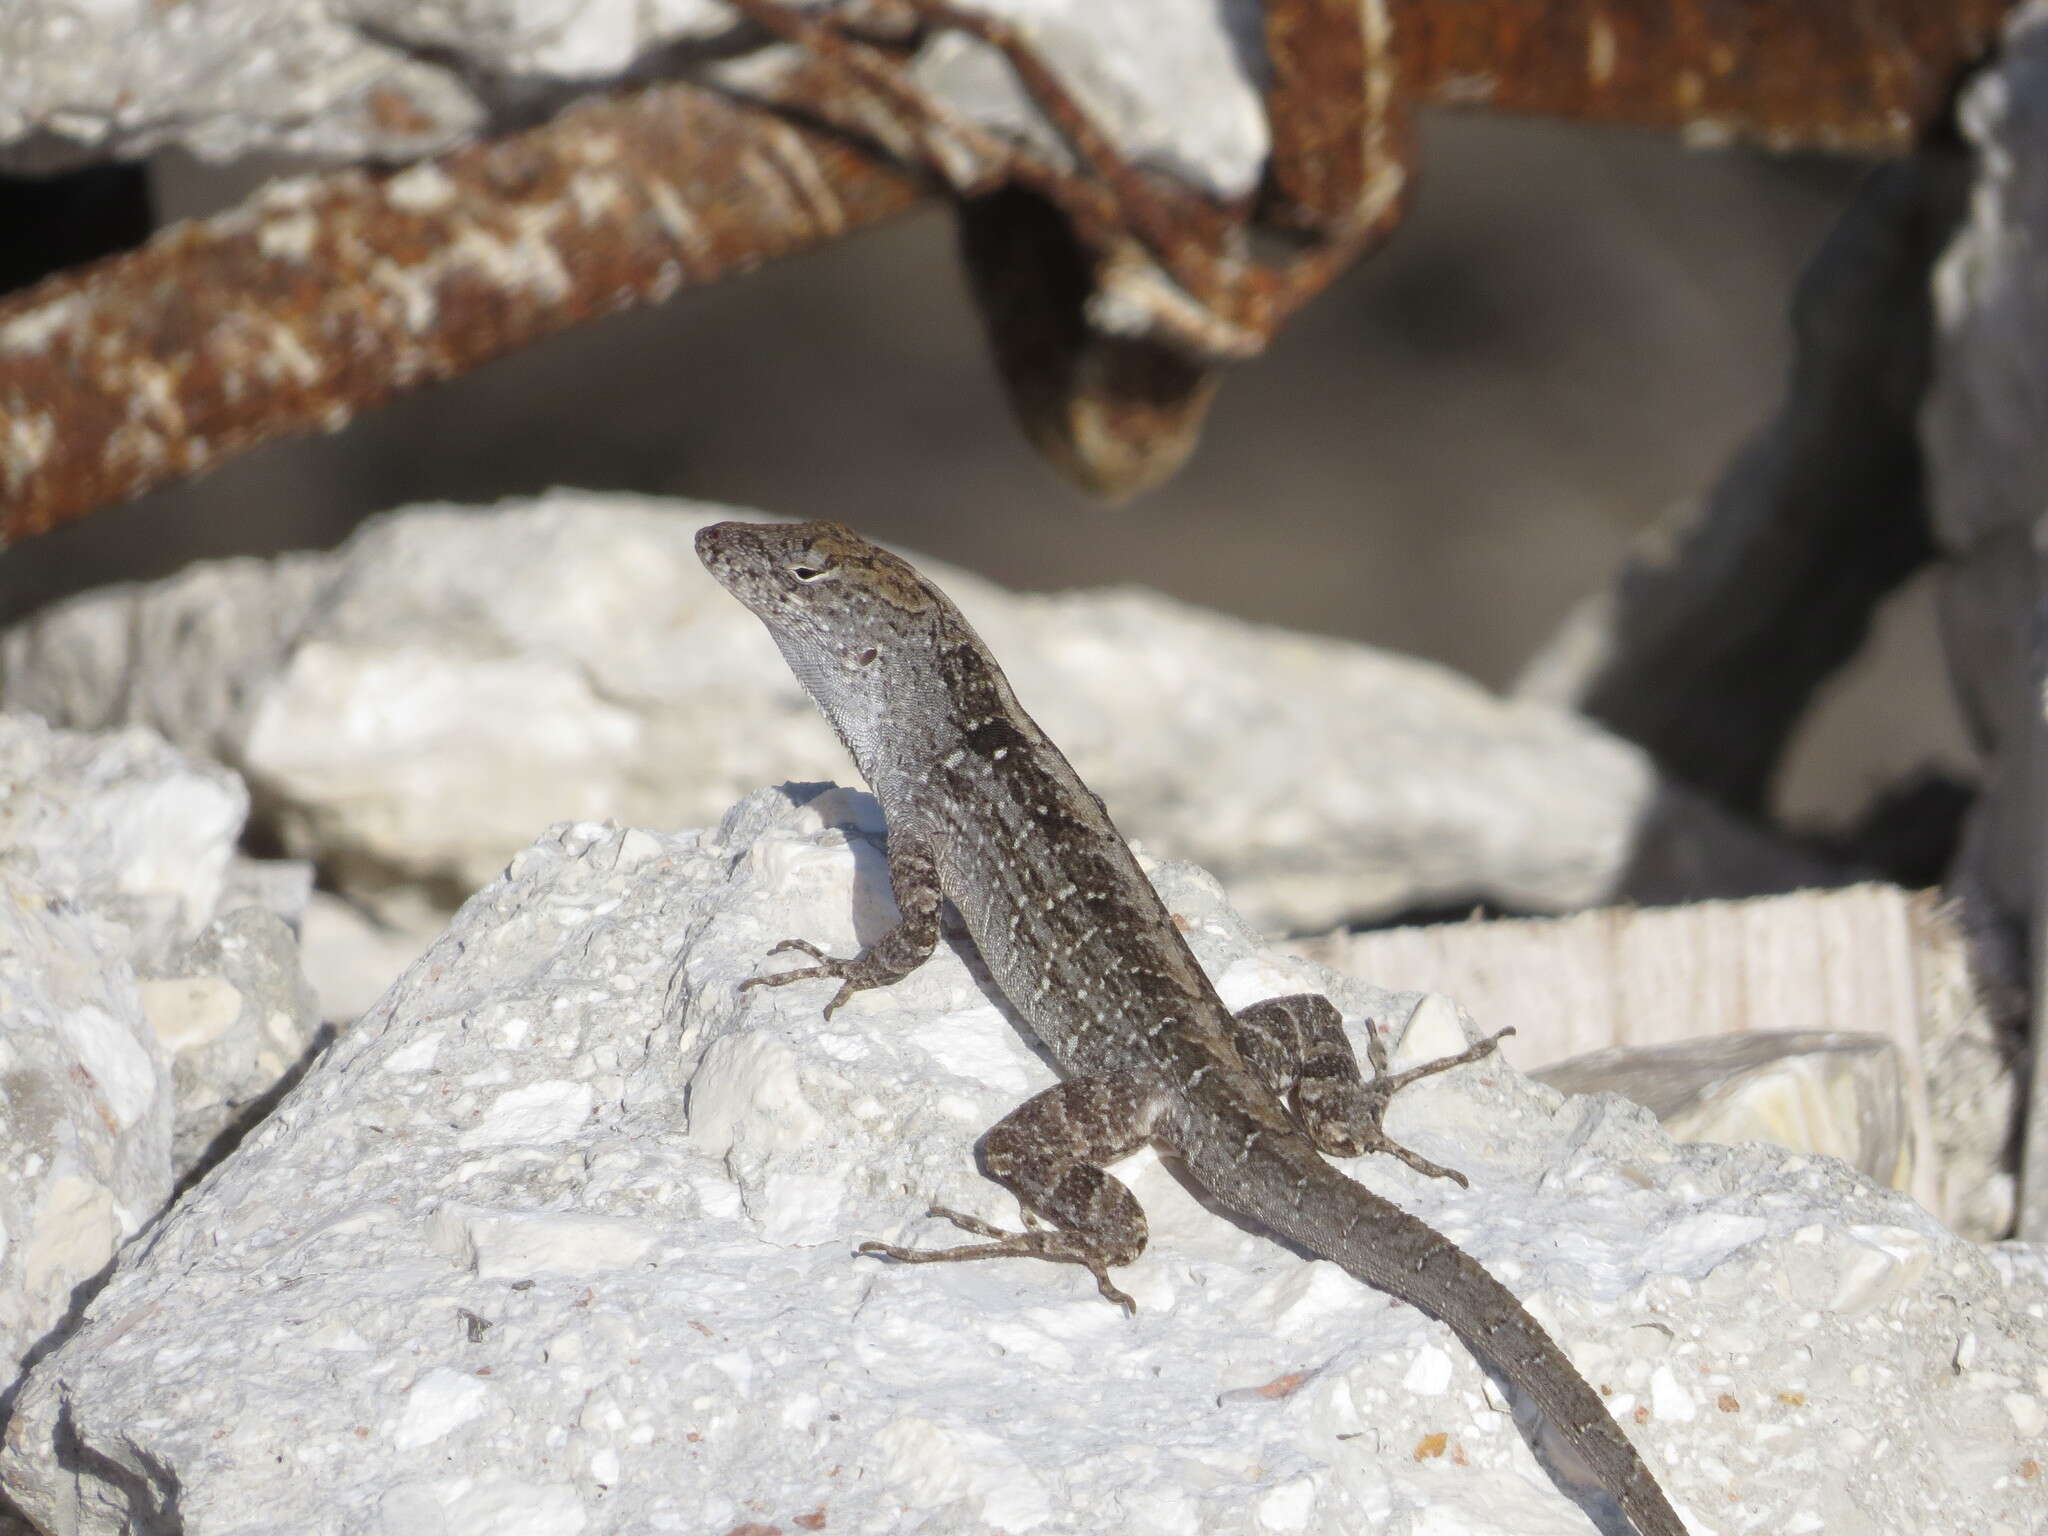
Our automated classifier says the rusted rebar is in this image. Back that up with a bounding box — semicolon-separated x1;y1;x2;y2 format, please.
0;74;923;546
0;0;2022;544
1394;0;2013;150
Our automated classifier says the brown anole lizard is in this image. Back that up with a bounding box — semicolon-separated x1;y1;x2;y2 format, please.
697;518;1687;1536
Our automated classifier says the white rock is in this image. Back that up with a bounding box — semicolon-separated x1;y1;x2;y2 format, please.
0;864;171;1388
392;1366;498;1450
0;714;323;1393
0;0;1263;194
894;0;1264;195
1295;885;2014;1235
0;713;246;967
216;853;316;929
429;1206;660;1280
139;905;324;1177
2;787;2041;1535
0;492;1828;935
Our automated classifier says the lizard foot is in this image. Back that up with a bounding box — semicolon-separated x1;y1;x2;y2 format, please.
1362;1019;1515;1092
737;938;867;1017
1296;1022;1516;1185
858;1206;1137;1315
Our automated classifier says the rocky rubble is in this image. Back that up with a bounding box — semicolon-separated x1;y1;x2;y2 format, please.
0;494;1834;940
4;788;2044;1534
0;716;320;1397
0;0;1264;186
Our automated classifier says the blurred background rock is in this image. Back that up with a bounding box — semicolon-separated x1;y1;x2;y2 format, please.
0;112;1974;832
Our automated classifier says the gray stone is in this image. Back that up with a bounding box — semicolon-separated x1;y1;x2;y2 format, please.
0;719;193;1388
296;889;448;1028
1924;0;2048;936
0;872;169;1397
217;855;317;931
1294;884;2016;1238
1536;1031;1908;1188
1922;0;2048;1238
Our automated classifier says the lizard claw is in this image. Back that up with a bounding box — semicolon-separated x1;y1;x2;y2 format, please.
738;938;856;1002
1297;1022;1516;1183
857;1206;1140;1314
766;938;836;962
928;1205;1014;1240
1095;1273;1137;1316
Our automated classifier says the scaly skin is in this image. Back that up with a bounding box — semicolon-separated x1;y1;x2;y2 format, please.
698;519;1685;1536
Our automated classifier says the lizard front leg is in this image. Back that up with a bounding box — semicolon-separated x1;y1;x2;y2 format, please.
1230;994;1512;1184
859;1072;1163;1314
741;827;943;1018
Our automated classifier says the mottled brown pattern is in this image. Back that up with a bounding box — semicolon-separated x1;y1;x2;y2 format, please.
726;0;1409;501
1;0;2016;536
0;71;923;545
806;525;936;615
698;519;1688;1536
1394;0;2013;151
729;0;2011;503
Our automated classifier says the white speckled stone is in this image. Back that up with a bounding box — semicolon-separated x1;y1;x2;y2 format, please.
0;714;327;1400
4;788;2042;1534
0;719;199;1385
139;905;324;1174
0;714;246;968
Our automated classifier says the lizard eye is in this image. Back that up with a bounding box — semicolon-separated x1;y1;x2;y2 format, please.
791;565;824;581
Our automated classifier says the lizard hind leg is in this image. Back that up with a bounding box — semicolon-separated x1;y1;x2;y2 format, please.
858;1073;1161;1314
1229;994;1513;1186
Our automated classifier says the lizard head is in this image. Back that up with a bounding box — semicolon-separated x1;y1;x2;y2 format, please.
696;519;936;630
696;519;946;765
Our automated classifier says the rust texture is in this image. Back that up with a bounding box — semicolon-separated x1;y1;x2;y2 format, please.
1266;0;1406;231
0;73;923;546
1391;0;2015;151
0;0;2024;541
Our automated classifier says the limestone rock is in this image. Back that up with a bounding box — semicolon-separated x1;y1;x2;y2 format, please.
296;890;448;1028
0;714;321;1393
1294;884;2016;1236
3;788;2042;1534
138;906;325;1178
0;713;246;970
0;492;1833;937
1535;1030;1909;1192
0;863;170;1394
0;0;1264;191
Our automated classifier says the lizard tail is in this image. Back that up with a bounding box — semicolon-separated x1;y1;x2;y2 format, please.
1189;1136;1688;1536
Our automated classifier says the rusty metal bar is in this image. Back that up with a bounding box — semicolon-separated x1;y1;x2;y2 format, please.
1392;0;2014;151
0;75;925;546
0;0;2022;544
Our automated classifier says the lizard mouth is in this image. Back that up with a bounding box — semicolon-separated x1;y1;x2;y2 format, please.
695;521;775;607
694;521;744;577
